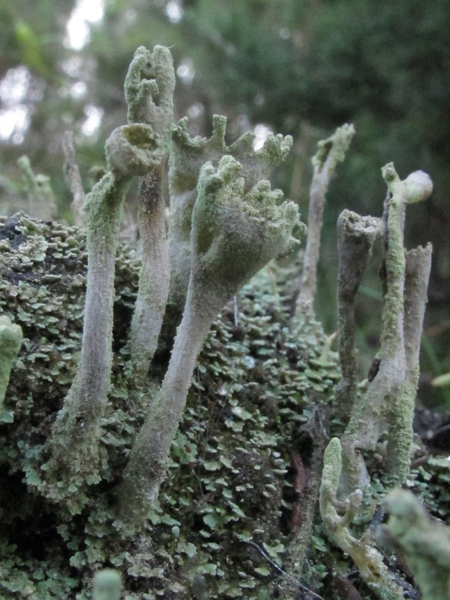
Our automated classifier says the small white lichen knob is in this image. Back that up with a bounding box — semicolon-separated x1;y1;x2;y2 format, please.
403;170;433;204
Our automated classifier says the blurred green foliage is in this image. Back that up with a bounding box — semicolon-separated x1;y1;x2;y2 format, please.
0;0;449;405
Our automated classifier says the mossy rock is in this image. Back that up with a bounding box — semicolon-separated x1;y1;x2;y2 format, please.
0;213;341;599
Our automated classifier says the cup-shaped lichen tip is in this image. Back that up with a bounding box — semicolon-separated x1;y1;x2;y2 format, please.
193;156;304;286
382;163;433;204
106;124;163;178
381;162;400;184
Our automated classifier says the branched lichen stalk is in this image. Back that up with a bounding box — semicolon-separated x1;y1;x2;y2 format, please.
335;210;381;420
320;438;404;600
49;123;162;486
117;155;304;527
125;46;174;380
62;131;86;227
385;244;432;485
0;315;23;411
378;489;450;600
295;124;355;318
167;115;293;329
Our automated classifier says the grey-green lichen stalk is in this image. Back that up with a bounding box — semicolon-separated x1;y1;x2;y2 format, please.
385;243;432;482
125;46;174;381
335;210;382;420
0;315;23;411
117;154;305;527
48;121;163;488
295;123;355;319
340;164;432;492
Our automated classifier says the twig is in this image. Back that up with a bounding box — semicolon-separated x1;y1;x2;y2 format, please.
246;541;325;600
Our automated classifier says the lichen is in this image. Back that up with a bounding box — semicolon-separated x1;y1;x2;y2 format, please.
168;114;293;323
0;45;437;600
339;164;432;494
0;213;340;599
319;438;404;600
46;120;163;495
124;46;174;381
116;154;305;527
295;123;355;320
379;489;450;600
0;314;23;411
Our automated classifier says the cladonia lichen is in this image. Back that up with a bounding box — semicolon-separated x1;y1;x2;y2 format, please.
0;44;438;600
378;489;450;600
47;120;163;492
117;154;305;527
0;314;23;411
339;163;433;493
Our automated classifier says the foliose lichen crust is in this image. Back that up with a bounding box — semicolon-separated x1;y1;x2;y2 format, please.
0;213;341;599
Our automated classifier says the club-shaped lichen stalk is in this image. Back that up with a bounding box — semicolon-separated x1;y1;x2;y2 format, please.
117;155;305;527
48;123;163;486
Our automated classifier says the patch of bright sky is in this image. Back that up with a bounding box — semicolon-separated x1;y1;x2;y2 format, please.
177;59;195;84
0;66;31;143
166;1;183;23
253;124;271;151
66;0;104;50
70;81;87;99
0;0;105;143
65;0;105;136
82;105;104;137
